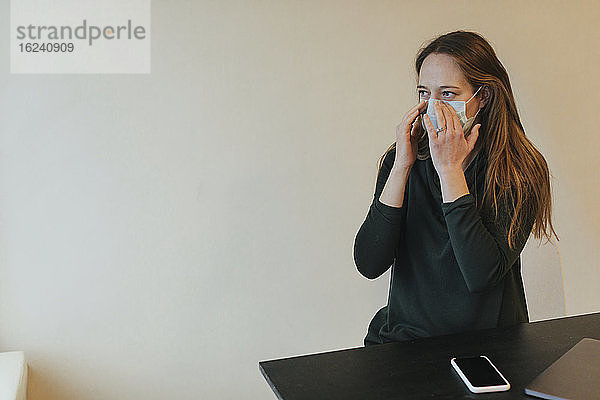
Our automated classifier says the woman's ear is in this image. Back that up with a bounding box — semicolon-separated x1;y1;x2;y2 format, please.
478;85;491;109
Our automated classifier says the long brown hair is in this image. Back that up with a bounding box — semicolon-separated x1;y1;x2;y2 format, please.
380;30;558;249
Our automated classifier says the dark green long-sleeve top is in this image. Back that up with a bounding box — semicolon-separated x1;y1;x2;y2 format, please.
354;148;534;346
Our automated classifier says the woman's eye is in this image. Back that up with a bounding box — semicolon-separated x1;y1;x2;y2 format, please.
418;90;429;98
442;91;456;98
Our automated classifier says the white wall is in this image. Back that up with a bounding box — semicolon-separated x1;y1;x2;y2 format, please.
0;1;598;399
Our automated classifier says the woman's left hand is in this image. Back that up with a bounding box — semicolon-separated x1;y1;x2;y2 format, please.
423;101;481;177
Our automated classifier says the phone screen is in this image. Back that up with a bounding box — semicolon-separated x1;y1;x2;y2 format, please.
453;356;507;387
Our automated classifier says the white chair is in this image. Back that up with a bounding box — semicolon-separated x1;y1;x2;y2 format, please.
521;237;566;322
0;351;27;400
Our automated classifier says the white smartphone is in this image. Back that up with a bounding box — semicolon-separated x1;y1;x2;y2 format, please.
450;355;511;393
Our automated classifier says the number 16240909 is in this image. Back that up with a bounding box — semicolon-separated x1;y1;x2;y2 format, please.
18;42;74;53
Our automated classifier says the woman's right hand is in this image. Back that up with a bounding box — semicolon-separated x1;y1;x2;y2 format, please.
394;100;427;170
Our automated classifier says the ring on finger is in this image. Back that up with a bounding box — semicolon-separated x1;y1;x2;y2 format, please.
435;126;446;134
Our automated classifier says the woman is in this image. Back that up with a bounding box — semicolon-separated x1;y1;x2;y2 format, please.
353;30;558;346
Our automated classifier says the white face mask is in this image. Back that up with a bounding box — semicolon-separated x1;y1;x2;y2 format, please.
422;86;482;133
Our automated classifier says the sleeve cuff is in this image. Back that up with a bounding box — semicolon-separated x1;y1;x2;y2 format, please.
373;197;405;225
441;193;475;215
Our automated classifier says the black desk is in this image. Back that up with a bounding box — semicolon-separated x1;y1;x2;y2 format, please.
259;312;600;399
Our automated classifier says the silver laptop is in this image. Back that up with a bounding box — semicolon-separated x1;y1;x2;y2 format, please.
525;338;600;400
